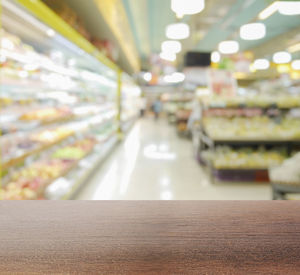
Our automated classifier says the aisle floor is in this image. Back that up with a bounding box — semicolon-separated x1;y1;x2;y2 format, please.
76;118;271;200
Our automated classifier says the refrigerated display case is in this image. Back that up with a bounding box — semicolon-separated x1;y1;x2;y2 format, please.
0;0;140;200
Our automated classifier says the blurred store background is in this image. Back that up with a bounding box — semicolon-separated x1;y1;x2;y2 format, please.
1;0;300;200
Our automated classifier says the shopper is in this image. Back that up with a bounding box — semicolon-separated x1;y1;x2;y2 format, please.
139;96;147;117
152;98;162;120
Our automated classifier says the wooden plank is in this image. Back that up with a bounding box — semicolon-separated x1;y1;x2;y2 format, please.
1;201;300;274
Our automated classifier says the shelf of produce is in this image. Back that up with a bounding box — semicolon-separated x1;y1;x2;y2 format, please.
1;78;54;90
27;115;76;127
2;134;74;171
37;152;96;199
46;132;118;200
36;158;83;199
2;137;99;200
2;113;116;171
272;182;300;200
198;153;271;183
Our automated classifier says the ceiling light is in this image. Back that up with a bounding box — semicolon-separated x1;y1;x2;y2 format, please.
253;59;270;70
218;40;239;54
160;52;176;62
143;72;152;82
288;43;300;53
171;0;205;17
166;23;190;40
291;60;300;70
211;51;221;63
258;2;279;20
46;28;55;37
273;51;291;64
240;23;266;40
161;41;182;54
277;1;300;15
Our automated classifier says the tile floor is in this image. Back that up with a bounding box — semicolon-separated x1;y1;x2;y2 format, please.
75;118;271;200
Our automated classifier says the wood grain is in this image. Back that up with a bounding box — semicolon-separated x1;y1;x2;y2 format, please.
1;201;300;274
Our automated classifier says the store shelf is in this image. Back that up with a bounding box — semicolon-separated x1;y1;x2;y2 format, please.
213;168;269;183
2;134;72;171
205;136;300;145
194;91;300;183
49;134;119;200
272;182;300;200
1;0;139;200
2;113;115;169
203;106;298;111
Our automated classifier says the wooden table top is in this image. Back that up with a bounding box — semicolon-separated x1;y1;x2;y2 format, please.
1;201;300;274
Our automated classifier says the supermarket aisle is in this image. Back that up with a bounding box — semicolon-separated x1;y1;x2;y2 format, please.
76;119;271;200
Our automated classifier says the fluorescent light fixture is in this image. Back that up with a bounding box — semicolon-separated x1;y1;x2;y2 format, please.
171;0;205;17
259;1;300;20
143;72;152;82
211;51;221;63
240;23;266;40
273;51;291;64
161;40;182;54
291;60;300;70
258;2;278;20
288;43;300;53
218;40;239;54
277;1;300;15
253;59;270;70
164;72;185;83
46;28;55;37
160;52;176;62
166;23;190;40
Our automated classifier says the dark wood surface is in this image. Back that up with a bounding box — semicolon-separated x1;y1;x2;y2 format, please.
1;201;300;274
